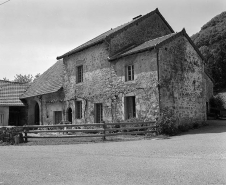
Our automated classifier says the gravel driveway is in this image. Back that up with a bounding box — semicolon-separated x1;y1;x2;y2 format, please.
0;120;226;185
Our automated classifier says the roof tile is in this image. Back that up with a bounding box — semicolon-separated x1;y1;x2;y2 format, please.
0;80;29;106
20;60;64;99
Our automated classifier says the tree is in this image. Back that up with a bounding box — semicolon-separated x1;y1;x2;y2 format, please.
13;74;33;83
2;73;41;83
33;73;41;81
191;11;226;91
2;77;9;81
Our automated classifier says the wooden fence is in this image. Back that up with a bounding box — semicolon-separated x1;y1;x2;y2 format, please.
23;121;156;142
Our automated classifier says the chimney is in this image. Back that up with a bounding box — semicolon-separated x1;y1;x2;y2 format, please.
133;15;142;20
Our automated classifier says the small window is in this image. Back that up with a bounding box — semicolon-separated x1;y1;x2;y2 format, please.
54;111;62;124
125;65;134;81
0;114;4;124
125;96;136;119
95;103;103;123
76;65;83;83
75;101;82;119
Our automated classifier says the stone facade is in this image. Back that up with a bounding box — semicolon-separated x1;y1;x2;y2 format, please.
25;89;64;125
108;13;172;56
63;50;159;123
158;35;213;125
62;11;172;124
21;9;214;126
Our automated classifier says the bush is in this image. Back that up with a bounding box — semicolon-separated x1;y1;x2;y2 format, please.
156;108;178;136
178;124;190;132
209;96;224;109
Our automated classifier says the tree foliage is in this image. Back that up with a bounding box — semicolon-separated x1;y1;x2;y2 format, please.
2;73;41;83
191;11;226;91
2;77;9;81
13;74;34;83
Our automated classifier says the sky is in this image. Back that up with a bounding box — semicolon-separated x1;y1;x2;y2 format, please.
0;0;225;80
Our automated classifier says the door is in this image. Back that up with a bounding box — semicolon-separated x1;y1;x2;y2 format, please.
55;111;62;124
35;103;40;125
95;103;103;123
67;108;72;123
125;96;136;119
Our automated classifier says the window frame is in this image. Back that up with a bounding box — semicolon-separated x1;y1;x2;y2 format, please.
125;65;134;81
76;65;83;83
75;101;82;119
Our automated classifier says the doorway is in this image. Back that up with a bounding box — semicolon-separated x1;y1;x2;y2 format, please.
95;103;103;123
125;96;136;120
34;102;40;125
67;108;72;123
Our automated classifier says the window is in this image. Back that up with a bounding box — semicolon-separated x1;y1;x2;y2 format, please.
76;65;83;83
54;111;62;124
75;101;82;119
125;96;136;119
0;114;4;125
125;65;134;81
95;103;103;123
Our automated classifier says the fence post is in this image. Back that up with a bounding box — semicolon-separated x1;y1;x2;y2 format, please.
102;121;106;141
24;127;28;143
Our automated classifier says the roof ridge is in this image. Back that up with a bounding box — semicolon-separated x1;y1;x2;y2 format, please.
109;32;181;60
144;33;177;45
0;79;28;85
56;21;133;60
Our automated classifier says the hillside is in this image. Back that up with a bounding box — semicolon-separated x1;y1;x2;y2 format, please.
191;11;226;91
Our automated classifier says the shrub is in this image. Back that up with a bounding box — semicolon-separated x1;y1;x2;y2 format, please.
192;122;200;129
209;96;224;109
178;124;190;132
156;108;178;136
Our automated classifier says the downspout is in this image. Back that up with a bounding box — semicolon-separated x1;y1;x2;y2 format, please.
41;96;43;125
155;46;161;116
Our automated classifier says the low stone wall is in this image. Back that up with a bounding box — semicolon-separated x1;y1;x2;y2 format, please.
0;126;24;145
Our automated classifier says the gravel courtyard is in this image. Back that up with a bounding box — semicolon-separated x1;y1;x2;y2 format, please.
0;120;226;185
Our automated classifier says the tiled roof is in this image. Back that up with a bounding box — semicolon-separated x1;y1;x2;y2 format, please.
121;33;176;56
0;80;29;106
20;60;64;99
109;28;205;61
108;33;176;60
56;8;174;59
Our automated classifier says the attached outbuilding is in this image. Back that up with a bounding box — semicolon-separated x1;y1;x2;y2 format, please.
0;80;29;126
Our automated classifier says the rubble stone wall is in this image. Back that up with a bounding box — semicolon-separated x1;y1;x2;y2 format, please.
41;89;65;125
63;43;111;123
25;89;64;125
159;35;207;125
112;50;159;121
109;13;172;56
63;43;159;123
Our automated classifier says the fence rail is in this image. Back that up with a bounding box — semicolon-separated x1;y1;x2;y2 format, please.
22;121;156;142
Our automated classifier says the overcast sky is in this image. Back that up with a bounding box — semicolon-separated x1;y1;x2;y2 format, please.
0;0;225;80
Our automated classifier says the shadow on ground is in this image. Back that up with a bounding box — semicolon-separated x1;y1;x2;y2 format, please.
178;120;226;136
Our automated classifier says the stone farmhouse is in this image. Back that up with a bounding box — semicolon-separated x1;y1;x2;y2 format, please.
18;8;213;126
0;80;29;126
